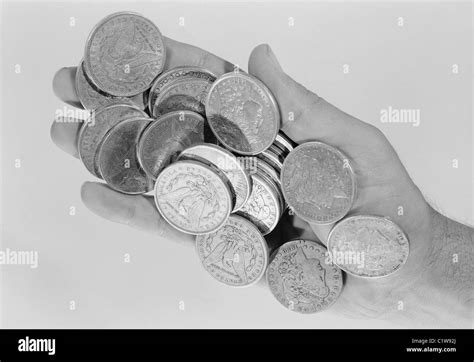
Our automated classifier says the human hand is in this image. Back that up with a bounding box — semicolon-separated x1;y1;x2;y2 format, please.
248;45;472;327
52;39;467;327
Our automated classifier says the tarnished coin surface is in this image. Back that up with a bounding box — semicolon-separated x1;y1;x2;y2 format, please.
281;142;356;224
154;160;233;234
84;12;165;97
205;72;280;155
178;143;251;212
97;117;154;194
236;172;280;235
327;215;410;278
148;66;216;115
78;103;147;178
137;111;206;180
266;239;343;314
196;215;268;287
75;60;147;110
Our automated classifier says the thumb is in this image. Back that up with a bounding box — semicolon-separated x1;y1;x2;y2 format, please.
248;44;373;147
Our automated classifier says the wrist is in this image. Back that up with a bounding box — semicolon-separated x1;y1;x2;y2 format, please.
384;207;472;327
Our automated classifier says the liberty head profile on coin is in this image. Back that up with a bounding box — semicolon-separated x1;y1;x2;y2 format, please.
84;12;166;97
327;215;409;278
267;239;343;313
196;215;268;287
281;141;356;224
205;72;280;155
154;160;233;235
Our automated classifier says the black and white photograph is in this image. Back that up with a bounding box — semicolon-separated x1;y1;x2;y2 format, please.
0;0;472;360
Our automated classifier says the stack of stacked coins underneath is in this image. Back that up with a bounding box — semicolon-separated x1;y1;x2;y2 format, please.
74;11;410;314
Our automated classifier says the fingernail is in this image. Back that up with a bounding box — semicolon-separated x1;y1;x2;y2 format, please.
265;44;282;70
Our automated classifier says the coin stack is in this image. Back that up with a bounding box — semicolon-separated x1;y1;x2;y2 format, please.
72;11;410;315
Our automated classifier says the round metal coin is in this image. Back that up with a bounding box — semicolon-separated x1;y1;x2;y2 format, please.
97;117;154;194
84;12;166;97
327;215;410;278
281;142;356;224
205;72;280;155
274;131;295;154
78;103;148;178
154;160;233;235
236;172;280;236
266;239;343;313
178;143;252;212
148;66;216;114
75;60;147;110
152;78;214;117
137;110;206;180
256;159;286;214
196;214;268;287
256;158;281;189
258;146;284;173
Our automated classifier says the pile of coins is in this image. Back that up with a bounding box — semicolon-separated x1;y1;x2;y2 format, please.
72;11;410;314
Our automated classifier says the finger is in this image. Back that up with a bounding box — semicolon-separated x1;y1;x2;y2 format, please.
163;36;234;76
50;117;82;158
81;182;194;246
248;44;375;147
53;67;83;109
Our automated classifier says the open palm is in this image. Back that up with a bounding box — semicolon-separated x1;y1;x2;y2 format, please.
52;38;438;325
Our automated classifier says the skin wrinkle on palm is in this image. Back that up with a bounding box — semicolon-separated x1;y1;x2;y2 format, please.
51;37;473;327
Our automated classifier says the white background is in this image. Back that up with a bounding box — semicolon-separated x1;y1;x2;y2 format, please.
0;0;472;328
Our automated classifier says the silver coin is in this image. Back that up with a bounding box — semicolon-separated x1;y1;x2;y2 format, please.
152;78;213;117
205;72;280;155
178;143;252;212
256;158;280;187
258;168;285;219
97;117;154;194
274;132;294;154
154;160;233;235
148;67;216;113
267;143;288;161
137;110;206;180
196;214;268;287
327;215;410;278
84;12;166;97
236;172;280;236
256;159;286;214
266;239;343;313
75;60;147;110
281;142;356;224
258;146;284;173
78;103;148;178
